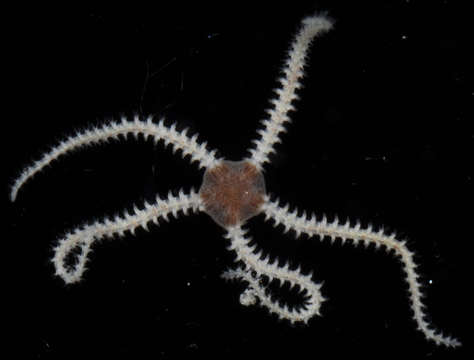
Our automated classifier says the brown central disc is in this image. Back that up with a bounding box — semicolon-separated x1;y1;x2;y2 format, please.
199;160;266;228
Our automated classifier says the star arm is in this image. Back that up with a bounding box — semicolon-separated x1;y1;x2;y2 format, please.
247;14;333;170
52;188;202;284
10;115;220;201
222;225;326;323
261;195;461;347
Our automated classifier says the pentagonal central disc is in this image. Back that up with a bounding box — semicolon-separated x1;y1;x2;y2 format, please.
199;160;266;228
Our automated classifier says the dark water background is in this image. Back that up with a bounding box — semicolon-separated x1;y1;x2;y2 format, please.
5;1;471;358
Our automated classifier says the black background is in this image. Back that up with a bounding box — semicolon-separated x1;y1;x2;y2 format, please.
5;1;472;359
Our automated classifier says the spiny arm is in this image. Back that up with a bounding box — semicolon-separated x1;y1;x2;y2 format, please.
10;115;220;201
53;188;202;284
222;225;326;323
261;195;461;347
247;14;333;169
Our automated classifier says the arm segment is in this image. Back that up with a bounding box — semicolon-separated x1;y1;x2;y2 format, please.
247;14;333;169
10;116;220;201
222;225;326;323
261;195;461;347
53;188;202;284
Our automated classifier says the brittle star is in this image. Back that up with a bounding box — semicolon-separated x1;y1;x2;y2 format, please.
10;13;460;347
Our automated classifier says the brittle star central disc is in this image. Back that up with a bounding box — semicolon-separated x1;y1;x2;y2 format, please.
199;160;266;228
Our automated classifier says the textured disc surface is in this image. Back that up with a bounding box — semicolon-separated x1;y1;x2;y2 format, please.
199;160;266;228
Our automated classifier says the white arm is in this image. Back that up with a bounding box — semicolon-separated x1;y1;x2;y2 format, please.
247;14;333;169
261;195;461;347
53;188;202;284
222;225;326;323
10;115;220;201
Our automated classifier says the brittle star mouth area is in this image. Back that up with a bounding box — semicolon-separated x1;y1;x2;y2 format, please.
199;160;266;228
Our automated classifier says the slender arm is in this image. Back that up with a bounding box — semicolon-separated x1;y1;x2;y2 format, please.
222;225;326;323
247;14;333;169
53;188;202;284
261;195;461;347
10;115;220;201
